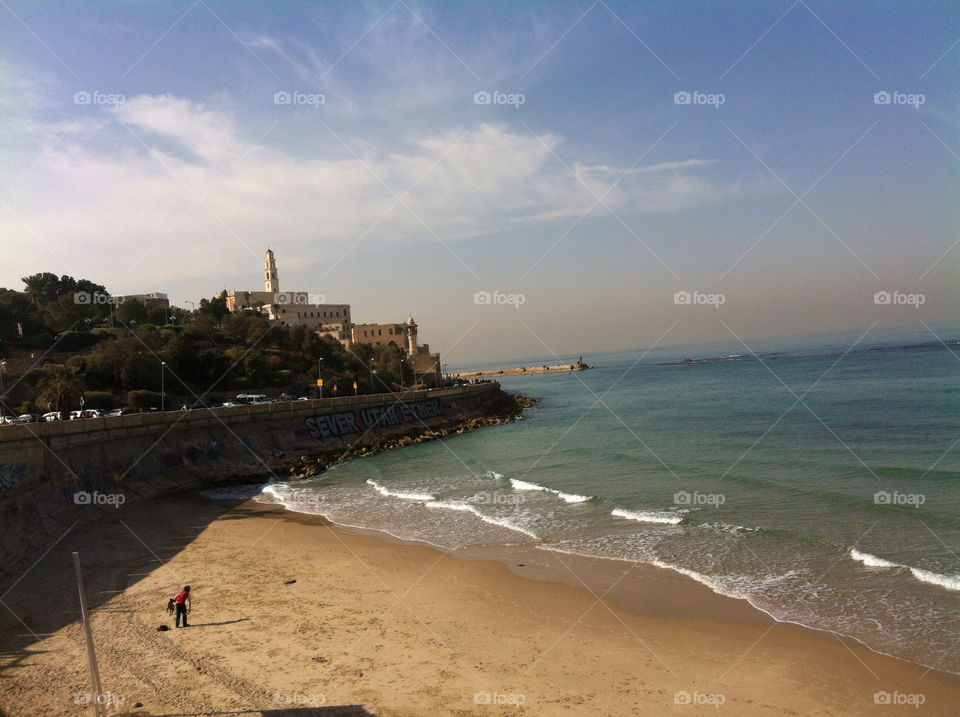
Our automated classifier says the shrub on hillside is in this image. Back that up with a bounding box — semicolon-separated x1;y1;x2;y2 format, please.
83;391;115;410
20;332;54;349
55;330;99;352
127;389;162;410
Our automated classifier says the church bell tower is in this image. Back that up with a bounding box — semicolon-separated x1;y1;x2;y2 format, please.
264;248;279;293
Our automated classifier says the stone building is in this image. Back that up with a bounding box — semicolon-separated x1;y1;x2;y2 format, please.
352;317;441;385
225;249;351;334
115;292;169;310
223;250;440;384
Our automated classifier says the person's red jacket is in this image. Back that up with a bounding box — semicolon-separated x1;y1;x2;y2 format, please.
174;589;189;604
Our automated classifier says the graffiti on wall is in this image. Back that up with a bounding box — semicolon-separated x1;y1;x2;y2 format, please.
0;462;27;489
303;399;445;440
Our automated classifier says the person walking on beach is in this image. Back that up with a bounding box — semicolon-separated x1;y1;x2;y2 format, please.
172;585;191;627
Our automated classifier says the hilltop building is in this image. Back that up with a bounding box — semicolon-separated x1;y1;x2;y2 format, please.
225;249;351;340
224;250;440;384
353;317;441;384
115;292;169;310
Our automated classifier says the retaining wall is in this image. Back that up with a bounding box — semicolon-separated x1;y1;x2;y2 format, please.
0;383;502;586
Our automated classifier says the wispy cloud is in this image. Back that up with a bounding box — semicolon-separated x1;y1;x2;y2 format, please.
4;92;745;290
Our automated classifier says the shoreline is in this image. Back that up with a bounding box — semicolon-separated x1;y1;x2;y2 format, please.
2;494;957;715
256;495;960;676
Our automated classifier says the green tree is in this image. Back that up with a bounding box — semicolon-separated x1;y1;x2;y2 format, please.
0;288;45;341
21;272;64;306
116;299;149;325
35;364;84;417
198;294;229;322
147;306;169;325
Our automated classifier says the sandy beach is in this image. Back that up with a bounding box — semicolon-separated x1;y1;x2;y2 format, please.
1;495;957;716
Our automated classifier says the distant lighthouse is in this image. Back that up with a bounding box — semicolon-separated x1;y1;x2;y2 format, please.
264;248;279;294
405;316;418;356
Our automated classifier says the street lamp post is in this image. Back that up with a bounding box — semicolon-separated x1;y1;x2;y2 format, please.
369;360;375;395
318;358;323;399
161;361;167;412
0;360;6;416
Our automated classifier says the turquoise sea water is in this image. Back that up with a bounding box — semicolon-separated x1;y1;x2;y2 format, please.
238;323;960;674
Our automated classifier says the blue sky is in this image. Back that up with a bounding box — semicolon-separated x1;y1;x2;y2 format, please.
1;1;957;362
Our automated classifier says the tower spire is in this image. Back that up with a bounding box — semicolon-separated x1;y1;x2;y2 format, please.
264;248;278;293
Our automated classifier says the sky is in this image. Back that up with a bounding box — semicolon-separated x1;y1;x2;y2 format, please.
1;1;957;364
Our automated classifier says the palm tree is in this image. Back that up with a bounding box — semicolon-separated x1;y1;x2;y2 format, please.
36;364;84;418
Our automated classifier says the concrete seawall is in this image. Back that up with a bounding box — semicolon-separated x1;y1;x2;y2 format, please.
0;383;505;587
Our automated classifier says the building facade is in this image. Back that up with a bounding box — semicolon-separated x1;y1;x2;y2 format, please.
351;318;440;385
223;251;440;384
225;249;351;333
115;292;169;310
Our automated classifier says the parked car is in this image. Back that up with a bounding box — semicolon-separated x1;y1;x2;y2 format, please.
0;415;17;425
107;408;139;417
69;409;102;419
17;414;39;423
41;411;61;422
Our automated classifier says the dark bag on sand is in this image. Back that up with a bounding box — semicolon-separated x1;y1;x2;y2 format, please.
157;625;169;631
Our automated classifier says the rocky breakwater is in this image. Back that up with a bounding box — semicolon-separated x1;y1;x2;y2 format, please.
286;392;535;478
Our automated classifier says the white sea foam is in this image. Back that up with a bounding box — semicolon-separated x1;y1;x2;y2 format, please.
538;545;746;601
909;567;960;592
366;479;434;502
555;490;592;503
510;479;542;492
850;548;899;568
425;500;539;540
509;478;592;503
850;549;960;592
611;507;684;525
257;483;327;515
483;470;504;480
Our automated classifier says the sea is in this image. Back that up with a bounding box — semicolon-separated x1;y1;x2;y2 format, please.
206;322;960;675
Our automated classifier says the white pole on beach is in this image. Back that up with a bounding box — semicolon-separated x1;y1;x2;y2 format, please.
73;552;106;717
